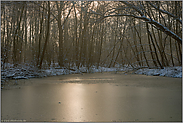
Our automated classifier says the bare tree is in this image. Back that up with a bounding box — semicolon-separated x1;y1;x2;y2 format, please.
38;1;50;69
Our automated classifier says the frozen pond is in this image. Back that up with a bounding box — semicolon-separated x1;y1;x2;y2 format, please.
1;73;182;122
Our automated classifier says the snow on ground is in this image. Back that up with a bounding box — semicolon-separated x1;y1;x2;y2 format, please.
134;66;182;78
1;63;182;84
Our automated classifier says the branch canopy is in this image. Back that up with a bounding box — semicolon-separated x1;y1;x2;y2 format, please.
98;1;182;45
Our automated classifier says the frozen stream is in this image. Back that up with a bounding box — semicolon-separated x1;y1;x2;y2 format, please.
1;73;182;122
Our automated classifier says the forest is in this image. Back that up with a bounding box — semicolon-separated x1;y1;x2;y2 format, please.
1;1;182;72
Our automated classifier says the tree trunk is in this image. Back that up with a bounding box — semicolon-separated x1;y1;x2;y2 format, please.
37;3;44;66
38;1;50;69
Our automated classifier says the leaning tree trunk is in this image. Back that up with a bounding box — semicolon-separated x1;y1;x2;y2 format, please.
38;1;50;69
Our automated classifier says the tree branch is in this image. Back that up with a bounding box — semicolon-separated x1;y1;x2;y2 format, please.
147;1;182;24
98;13;182;44
101;1;182;45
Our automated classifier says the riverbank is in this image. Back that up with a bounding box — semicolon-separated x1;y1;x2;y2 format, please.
1;64;182;82
1;64;182;90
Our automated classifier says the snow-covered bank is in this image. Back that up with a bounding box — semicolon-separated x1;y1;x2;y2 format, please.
134;66;182;78
1;65;127;80
1;64;182;83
